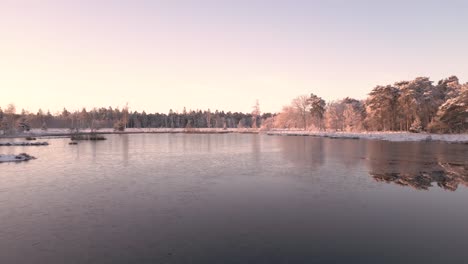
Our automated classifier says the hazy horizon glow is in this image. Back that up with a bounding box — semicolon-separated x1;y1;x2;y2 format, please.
1;0;468;114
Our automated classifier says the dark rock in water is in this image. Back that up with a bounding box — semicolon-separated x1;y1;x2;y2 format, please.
71;134;106;141
70;135;83;140
16;153;36;160
424;135;432;142
89;135;106;140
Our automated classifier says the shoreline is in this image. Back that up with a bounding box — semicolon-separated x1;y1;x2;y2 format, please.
0;128;260;139
1;128;467;143
266;130;468;143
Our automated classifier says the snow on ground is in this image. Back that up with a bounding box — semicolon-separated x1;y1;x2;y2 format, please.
267;130;468;143
0;142;49;146
7;128;257;137
1;128;467;143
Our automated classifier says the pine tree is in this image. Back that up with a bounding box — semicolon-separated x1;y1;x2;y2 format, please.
308;93;326;130
365;85;399;131
430;84;468;133
251;100;261;129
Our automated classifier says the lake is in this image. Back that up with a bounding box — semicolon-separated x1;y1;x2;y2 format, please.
1;134;467;263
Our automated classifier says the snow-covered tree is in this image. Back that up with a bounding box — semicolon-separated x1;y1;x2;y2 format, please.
251;100;261;129
396;77;434;130
1;104;17;135
291;95;311;130
342;99;365;132
409;116;422;133
325;97;364;131
437;75;462;101
365;85;399;131
237;118;246;128
325;101;345;131
260;116;275;131
274;105;302;129
308;93;326;130
206;109;211;128
429;84;468;133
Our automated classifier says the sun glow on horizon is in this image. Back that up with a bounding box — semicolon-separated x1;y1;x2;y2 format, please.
1;1;467;113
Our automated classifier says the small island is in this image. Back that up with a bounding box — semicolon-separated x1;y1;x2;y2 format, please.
0;153;36;163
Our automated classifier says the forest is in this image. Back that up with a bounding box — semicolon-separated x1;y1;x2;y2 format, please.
274;76;467;133
1;76;467;134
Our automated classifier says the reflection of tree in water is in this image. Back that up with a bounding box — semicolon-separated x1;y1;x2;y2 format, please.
366;141;468;191
277;136;325;168
372;162;468;191
323;138;365;169
121;134;129;166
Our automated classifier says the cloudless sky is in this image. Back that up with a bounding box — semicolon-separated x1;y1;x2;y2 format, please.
1;0;467;114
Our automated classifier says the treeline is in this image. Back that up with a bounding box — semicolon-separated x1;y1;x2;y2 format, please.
1;76;466;135
272;76;467;133
0;102;272;134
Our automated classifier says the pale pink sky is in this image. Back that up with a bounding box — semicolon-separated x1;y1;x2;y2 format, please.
1;1;467;114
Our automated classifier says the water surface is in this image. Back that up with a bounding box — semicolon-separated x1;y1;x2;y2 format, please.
1;134;467;263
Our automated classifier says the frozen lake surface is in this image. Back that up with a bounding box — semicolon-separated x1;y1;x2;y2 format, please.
0;134;467;263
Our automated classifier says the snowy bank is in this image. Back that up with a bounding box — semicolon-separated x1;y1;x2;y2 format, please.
0;128;260;138
0;142;49;146
0;153;36;163
267;130;468;143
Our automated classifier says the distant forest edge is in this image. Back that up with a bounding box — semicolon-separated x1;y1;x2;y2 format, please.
1;76;467;135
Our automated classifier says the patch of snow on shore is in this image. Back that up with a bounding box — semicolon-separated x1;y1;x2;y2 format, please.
267;130;468;143
0;142;49;146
